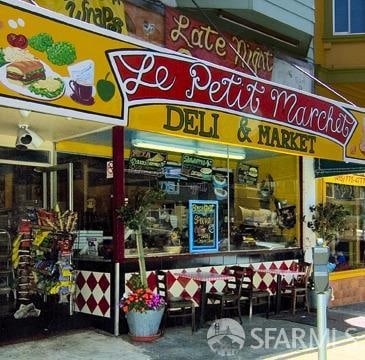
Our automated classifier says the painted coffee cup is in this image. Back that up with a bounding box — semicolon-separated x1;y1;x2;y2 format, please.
69;80;93;102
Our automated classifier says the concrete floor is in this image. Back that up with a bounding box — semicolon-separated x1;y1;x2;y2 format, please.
0;330;151;360
1;303;365;359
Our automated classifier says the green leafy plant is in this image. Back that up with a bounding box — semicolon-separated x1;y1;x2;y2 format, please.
307;202;350;245
116;188;165;287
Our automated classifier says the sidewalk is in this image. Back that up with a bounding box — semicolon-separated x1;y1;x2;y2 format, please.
0;303;364;359
269;335;365;360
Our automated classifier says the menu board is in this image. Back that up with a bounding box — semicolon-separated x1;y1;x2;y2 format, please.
181;154;213;181
236;162;259;185
128;148;167;173
189;200;218;253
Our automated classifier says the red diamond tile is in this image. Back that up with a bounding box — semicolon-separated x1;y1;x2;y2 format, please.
76;272;86;289
279;262;289;270
147;272;156;291
269;262;278;270
98;274;110;293
98;296;110;315
166;271;177;288
177;276;190;288
257;280;268;291
86;273;97;291
86;294;98;313
209;267;218;274
222;266;230;275
258;263;267;270
268;280;277;293
193;290;201;304
180;290;191;300
75;293;86;310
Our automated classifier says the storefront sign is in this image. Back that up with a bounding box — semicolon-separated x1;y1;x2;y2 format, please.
2;1;365;163
325;174;365;187
34;0;127;34
181;154;213;181
165;7;274;80
128;148;167;173
189;200;218;253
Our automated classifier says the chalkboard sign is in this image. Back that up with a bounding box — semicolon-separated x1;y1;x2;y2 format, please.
181;154;213;181
189;200;218;253
236;162;259;185
128;148;167;173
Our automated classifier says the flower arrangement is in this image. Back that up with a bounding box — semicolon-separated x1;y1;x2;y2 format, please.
120;287;165;314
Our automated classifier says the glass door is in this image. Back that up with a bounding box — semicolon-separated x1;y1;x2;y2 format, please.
41;163;74;212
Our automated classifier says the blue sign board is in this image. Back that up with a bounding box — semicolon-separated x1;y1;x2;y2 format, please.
189;200;218;253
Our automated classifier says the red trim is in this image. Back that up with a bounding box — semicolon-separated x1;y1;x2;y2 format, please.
112;126;125;263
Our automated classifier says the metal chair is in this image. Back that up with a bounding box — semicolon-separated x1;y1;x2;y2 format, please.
207;266;244;323
240;266;271;318
281;262;312;314
156;270;195;333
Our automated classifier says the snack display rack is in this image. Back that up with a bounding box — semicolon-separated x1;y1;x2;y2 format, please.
12;208;77;310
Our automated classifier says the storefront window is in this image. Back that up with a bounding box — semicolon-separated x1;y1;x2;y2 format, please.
56;130;301;257
124;131;301;256
325;180;365;269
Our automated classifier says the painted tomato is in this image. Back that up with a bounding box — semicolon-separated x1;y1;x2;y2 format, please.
7;33;17;46
13;34;28;49
7;33;28;49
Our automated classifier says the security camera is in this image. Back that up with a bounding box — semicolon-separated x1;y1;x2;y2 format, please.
15;124;44;150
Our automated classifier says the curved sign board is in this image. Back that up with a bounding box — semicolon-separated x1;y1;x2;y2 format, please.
0;0;365;163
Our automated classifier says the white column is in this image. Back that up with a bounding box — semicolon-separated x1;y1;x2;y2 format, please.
302;157;316;263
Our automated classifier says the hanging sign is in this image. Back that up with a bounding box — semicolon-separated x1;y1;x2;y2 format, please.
128;148;167;173
189;200;218;253
181;154;213;181
236;162;259;185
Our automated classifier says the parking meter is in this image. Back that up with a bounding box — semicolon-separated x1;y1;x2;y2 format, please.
312;245;330;293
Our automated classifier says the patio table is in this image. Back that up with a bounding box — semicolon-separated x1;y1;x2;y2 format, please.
174;271;234;329
256;268;306;314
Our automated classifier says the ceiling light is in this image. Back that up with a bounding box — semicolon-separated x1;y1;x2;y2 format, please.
132;139;195;154
196;150;245;160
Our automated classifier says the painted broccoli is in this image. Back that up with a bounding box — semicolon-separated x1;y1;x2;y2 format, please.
29;33;54;52
46;41;77;66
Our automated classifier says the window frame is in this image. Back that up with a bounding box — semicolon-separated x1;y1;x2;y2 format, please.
333;0;365;35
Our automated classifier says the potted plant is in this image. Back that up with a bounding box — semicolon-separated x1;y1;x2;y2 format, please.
307;202;349;247
306;202;349;308
117;187;166;339
120;274;165;340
